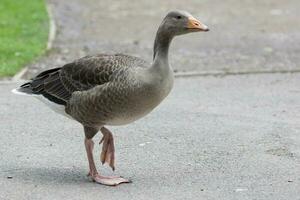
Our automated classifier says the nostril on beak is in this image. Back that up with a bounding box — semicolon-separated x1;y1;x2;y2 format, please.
194;23;199;26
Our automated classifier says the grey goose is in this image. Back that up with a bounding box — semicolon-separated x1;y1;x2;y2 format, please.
12;10;209;186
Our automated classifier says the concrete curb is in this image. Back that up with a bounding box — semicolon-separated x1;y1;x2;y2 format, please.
12;2;56;81
46;3;56;51
174;69;300;78
9;68;300;83
11;67;28;81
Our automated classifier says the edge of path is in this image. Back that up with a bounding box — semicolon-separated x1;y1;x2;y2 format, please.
12;2;57;81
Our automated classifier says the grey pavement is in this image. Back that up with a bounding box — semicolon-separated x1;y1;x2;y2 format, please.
2;0;300;199
24;0;300;78
1;73;300;200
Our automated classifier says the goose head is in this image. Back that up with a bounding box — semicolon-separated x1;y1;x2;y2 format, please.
159;10;209;36
153;10;209;60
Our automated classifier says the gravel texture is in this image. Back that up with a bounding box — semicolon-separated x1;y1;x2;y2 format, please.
1;73;300;200
24;0;300;78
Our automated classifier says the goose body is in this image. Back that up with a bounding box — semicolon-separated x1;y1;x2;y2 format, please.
63;54;174;126
12;10;208;186
13;53;174;126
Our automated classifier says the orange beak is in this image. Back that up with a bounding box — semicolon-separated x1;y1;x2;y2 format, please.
187;17;209;32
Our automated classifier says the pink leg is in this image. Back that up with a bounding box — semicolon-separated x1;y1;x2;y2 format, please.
99;127;115;170
84;138;130;186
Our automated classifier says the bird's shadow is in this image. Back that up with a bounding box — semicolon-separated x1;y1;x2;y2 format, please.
3;166;88;185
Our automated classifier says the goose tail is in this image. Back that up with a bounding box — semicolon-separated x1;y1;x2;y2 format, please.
11;82;36;96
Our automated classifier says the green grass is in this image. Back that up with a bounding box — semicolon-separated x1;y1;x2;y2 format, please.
0;0;49;77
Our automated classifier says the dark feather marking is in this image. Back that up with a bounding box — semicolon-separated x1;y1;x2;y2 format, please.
17;54;147;109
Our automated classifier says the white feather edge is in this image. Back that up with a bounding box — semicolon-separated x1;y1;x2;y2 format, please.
11;88;35;96
11;88;72;119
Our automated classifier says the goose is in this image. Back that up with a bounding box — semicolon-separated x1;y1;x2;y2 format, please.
12;10;209;186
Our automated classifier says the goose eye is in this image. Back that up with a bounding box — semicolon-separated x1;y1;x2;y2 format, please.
176;16;182;19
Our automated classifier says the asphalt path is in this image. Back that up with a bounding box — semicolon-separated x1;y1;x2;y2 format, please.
1;73;299;200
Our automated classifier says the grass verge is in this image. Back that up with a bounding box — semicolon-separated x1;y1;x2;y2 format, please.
0;0;49;77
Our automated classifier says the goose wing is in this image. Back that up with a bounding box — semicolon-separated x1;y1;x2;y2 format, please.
19;54;146;105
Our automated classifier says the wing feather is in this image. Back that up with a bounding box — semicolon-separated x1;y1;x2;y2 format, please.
18;54;146;105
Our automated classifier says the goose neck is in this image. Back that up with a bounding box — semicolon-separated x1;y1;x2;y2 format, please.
153;29;173;64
